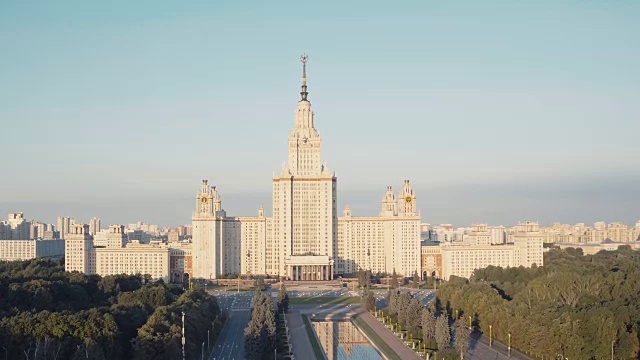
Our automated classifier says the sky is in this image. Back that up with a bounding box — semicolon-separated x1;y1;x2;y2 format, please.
1;0;639;228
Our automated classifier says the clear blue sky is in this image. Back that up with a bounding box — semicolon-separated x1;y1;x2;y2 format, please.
1;0;639;227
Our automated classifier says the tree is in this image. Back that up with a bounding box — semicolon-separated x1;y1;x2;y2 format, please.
412;270;420;288
390;269;399;289
454;318;471;358
253;276;265;291
435;313;451;350
277;282;289;314
361;287;376;312
422;308;436;340
405;297;423;337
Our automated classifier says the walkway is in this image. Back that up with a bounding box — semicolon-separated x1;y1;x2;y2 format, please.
357;312;422;360
287;310;317;360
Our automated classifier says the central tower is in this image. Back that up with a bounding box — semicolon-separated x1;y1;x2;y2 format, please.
287;54;322;176
270;55;337;280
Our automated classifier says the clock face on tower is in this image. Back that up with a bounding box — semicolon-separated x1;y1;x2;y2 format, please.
302;137;308;144
405;196;412;204
201;196;208;204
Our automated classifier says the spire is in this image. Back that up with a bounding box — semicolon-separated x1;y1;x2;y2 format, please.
300;54;309;101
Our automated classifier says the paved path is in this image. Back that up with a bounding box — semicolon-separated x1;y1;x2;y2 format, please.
287;311;318;360
357;312;422;360
467;332;531;360
210;310;250;360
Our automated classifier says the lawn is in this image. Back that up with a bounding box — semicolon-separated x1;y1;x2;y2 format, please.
289;296;361;305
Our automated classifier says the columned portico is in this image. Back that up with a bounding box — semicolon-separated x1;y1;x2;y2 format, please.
285;255;334;281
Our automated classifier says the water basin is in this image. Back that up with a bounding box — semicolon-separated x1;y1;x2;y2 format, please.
312;320;383;360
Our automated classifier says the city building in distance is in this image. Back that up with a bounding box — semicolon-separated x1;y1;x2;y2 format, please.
0;213;64;261
421;222;544;280
420;220;640;280
191;56;421;281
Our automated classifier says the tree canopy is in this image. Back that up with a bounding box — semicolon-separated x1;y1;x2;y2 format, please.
436;247;640;359
0;258;221;360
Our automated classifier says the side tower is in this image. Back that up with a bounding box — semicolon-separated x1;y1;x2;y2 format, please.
64;224;93;274
192;180;226;280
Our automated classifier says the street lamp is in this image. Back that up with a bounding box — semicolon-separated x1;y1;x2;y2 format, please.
181;311;186;360
237;260;241;293
367;248;371;277
611;339;615;360
489;325;492;347
508;332;511;357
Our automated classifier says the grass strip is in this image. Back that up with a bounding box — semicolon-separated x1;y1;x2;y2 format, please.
302;315;326;360
353;315;403;360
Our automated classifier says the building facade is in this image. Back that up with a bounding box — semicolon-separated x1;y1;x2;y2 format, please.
539;221;640;244
191;57;421;280
421;243;443;279
436;221;544;280
65;224;172;282
0;239;64;261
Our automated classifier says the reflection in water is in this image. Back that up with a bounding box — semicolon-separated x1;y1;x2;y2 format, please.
312;320;383;360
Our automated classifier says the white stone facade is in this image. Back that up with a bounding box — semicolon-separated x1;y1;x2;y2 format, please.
190;58;421;279
337;182;420;277
64;224;171;282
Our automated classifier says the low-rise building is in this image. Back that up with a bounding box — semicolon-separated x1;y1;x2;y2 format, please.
421;243;442;279
169;241;193;283
556;240;640;255
0;239;64;261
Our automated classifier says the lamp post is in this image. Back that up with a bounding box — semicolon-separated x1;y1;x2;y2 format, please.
246;250;251;279
367;248;371;279
207;329;210;350
468;315;472;330
237;260;241;293
611;339;615;360
181;311;186;360
385;256;389;291
489;325;492;347
508;332;511;357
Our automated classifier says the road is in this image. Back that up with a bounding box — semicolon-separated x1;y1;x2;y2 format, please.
209;292;254;360
210;310;249;360
467;332;531;360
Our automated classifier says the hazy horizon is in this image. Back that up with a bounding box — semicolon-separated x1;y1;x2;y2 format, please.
2;1;639;228
3;173;639;228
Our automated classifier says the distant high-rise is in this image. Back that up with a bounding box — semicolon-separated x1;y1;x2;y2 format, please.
57;216;72;240
89;217;101;236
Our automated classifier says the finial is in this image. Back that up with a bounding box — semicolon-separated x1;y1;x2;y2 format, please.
300;54;309;101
